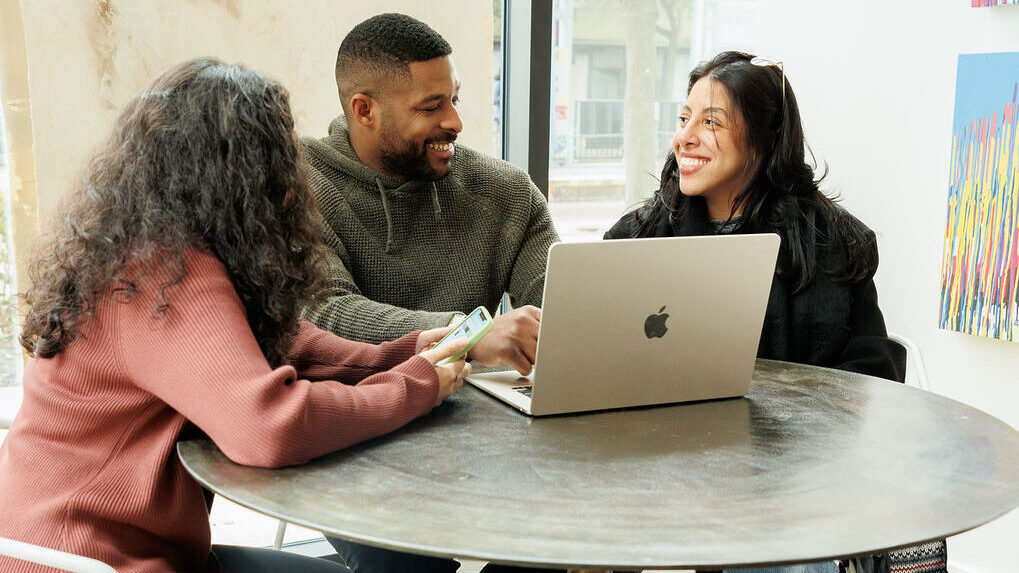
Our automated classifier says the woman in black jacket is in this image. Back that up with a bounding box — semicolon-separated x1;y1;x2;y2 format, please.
605;51;905;384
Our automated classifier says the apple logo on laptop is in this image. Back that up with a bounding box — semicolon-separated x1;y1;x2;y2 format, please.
644;306;669;339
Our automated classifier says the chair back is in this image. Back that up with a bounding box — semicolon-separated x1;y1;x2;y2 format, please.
886;332;930;391
882;334;947;571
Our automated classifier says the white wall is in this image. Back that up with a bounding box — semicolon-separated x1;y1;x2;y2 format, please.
751;2;1019;572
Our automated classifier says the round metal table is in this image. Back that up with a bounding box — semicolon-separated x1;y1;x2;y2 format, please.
177;360;1019;570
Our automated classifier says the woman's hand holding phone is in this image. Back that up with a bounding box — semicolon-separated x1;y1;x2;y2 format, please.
418;337;472;406
416;325;455;353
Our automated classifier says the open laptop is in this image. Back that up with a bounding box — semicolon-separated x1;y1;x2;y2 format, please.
466;233;780;416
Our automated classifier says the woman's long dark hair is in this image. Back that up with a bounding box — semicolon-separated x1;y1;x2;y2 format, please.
20;58;330;366
633;51;876;291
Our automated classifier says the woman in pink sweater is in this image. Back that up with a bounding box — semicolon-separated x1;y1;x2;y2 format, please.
0;58;471;572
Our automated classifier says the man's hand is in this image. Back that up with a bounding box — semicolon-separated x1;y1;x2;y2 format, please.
418;338;472;406
467;306;541;375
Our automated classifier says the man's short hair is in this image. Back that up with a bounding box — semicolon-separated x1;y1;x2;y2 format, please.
335;13;452;114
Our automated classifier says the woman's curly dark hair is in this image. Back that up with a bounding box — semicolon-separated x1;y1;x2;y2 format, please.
20;58;330;367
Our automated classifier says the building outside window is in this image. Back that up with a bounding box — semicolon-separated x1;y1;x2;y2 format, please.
493;0;505;158
545;0;758;242
0;95;19;388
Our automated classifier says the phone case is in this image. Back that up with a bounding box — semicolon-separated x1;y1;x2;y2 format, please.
436;305;494;365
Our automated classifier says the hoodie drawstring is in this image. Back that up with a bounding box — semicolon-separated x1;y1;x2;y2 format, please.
376;179;443;254
430;182;442;219
377;178;396;254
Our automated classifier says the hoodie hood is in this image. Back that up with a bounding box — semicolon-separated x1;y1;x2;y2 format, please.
303;115;444;253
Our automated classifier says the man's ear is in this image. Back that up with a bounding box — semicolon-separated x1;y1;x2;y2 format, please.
348;93;377;127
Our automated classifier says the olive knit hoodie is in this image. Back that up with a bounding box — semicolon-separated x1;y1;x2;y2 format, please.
301;115;559;343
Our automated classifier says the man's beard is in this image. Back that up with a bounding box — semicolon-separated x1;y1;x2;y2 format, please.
378;122;454;181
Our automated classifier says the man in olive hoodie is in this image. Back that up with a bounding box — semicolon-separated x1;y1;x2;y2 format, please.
300;13;562;573
301;13;559;380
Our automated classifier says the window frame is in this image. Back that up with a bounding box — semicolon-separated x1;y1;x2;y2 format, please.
501;0;553;198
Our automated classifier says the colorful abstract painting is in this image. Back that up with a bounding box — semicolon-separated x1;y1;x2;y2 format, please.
971;0;1019;6
939;52;1019;342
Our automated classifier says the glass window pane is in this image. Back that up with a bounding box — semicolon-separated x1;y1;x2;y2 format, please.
0;87;21;387
548;0;757;242
493;0;505;158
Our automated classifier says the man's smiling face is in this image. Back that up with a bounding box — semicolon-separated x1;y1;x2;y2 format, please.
376;55;463;180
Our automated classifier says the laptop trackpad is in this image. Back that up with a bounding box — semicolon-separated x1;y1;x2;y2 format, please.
466;370;535;414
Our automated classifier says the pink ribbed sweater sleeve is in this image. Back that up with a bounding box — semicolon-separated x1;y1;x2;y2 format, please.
113;251;440;468
287;320;420;382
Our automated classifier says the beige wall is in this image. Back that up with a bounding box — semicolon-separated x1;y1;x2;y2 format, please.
1;0;494;293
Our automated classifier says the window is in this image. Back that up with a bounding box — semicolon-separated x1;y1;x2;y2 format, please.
542;0;758;242
0;87;20;389
493;0;505;157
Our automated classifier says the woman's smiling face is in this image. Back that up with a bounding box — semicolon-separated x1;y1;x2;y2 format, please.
673;76;752;219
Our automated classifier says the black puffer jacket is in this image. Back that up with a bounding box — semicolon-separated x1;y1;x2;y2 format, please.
604;199;905;383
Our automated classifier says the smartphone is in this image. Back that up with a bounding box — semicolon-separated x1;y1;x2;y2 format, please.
433;305;494;365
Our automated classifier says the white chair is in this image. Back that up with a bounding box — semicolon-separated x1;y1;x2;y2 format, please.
886;332;930;391
0;536;116;573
